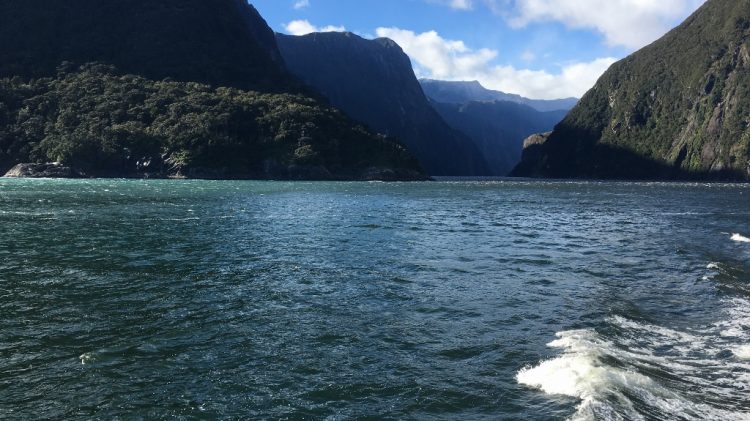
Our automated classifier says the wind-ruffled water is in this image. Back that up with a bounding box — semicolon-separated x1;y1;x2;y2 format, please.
1;179;749;420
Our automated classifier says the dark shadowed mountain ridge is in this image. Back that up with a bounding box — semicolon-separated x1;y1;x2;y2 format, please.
512;0;750;180
276;31;489;176
431;100;568;175
0;0;296;92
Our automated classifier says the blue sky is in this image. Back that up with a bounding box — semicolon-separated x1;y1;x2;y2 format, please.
253;0;706;99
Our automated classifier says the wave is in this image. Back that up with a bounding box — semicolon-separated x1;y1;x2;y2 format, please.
517;300;750;420
734;345;750;360
731;233;750;243
516;329;668;421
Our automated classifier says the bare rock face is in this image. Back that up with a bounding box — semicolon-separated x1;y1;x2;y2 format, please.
522;132;552;149
509;133;552;178
3;163;83;178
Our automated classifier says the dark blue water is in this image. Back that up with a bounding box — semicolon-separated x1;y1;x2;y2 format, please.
1;179;749;420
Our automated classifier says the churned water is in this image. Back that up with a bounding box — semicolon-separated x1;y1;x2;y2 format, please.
1;179;749;420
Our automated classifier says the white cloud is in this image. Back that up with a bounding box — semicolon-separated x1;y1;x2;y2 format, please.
428;0;705;50
449;0;473;10
293;0;310;10
497;0;706;49
428;0;474;10
283;20;346;36
376;27;616;99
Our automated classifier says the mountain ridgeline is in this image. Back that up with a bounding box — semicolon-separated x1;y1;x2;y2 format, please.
420;80;578;113
276;32;489;176
513;0;750;181
0;0;424;180
417;79;573;175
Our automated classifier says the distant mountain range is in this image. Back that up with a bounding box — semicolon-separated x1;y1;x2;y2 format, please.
420;80;578;113
513;0;750;181
0;0;423;180
277;32;489;176
419;79;573;175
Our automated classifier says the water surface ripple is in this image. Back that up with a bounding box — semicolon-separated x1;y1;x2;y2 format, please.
0;179;749;419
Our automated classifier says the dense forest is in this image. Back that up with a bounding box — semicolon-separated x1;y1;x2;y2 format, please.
0;64;421;179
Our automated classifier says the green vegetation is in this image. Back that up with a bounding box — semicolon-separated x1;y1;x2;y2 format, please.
514;0;750;180
0;64;421;179
0;0;424;179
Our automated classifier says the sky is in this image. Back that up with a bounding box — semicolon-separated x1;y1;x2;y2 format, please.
253;0;707;100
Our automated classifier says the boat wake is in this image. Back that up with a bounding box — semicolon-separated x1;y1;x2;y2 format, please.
518;265;750;420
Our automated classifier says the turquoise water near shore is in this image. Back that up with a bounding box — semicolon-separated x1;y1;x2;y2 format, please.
1;179;749;419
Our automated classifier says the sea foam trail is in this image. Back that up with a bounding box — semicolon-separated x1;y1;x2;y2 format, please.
518;307;750;421
516;329;676;421
731;233;750;243
516;330;665;420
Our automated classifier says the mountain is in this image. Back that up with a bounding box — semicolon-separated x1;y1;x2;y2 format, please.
431;100;568;175
0;0;294;92
0;0;423;180
420;80;578;113
276;32;489;176
512;0;750;181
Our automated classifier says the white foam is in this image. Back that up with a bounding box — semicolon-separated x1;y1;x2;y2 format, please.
517;330;667;420
520;312;750;420
733;345;750;360
79;352;95;365
730;233;750;243
707;263;720;270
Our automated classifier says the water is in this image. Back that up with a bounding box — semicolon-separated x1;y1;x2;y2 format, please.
1;179;749;420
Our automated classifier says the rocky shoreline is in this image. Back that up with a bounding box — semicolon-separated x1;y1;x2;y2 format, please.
2;162;428;181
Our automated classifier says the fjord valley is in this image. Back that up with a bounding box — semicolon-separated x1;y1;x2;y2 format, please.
0;0;423;180
513;0;750;181
0;0;577;179
2;0;750;420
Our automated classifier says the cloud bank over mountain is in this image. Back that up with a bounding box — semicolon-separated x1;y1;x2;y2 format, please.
375;27;615;99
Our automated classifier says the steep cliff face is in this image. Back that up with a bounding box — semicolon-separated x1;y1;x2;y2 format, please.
0;0;294;91
513;0;750;180
276;32;489;176
420;79;577;113
431;100;567;175
0;1;424;180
